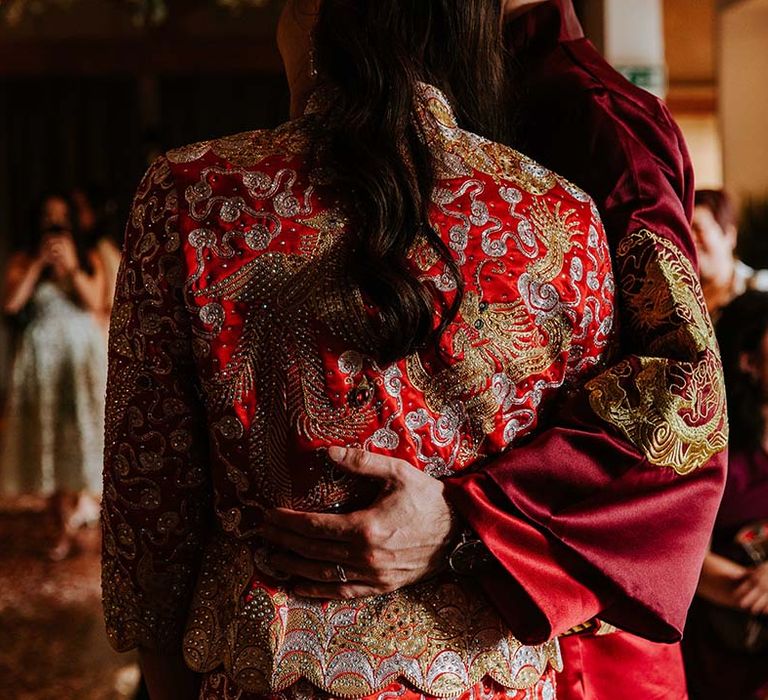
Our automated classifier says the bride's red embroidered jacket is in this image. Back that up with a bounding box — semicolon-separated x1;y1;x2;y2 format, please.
102;84;614;695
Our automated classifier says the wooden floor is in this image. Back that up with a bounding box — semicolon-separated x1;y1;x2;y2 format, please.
0;497;139;699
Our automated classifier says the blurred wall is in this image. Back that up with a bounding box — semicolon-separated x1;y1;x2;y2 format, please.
675;114;723;190
664;0;722;189
720;0;768;202
579;0;723;188
0;0;289;400
605;0;665;79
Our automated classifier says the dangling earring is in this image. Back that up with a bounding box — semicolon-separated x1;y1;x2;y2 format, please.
309;45;318;79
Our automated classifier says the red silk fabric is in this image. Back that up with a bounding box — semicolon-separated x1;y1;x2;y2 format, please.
558;632;688;700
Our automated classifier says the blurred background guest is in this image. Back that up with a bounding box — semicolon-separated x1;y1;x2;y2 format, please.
71;186;123;333
683;290;768;700
1;192;107;559
693;189;768;316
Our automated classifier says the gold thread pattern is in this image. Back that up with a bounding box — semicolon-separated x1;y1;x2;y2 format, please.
586;229;728;474
184;536;562;699
102;84;616;696
102;157;213;653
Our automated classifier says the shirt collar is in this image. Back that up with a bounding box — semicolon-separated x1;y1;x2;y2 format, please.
505;0;584;56
414;82;459;132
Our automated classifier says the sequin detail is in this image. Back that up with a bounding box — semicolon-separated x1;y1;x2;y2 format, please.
102;84;616;696
586;228;728;474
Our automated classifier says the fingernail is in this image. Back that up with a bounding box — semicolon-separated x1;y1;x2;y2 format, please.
328;446;347;462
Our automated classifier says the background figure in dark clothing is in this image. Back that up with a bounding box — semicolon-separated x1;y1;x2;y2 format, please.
692;189;768;316
683;290;768;700
70;186;123;334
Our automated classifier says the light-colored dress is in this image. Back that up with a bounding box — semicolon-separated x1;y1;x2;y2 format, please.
94;237;122;336
0;280;106;495
734;259;768;296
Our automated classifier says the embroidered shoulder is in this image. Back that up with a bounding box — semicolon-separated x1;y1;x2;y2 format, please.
167;120;312;169
431;126;572;198
414;84;589;201
166;138;213;165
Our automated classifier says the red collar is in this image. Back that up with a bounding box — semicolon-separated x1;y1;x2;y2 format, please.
506;0;584;55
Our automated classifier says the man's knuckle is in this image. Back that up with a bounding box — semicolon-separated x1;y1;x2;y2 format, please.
363;549;379;569
358;523;377;544
380;553;396;572
391;459;408;479
372;571;390;587
377;578;397;594
306;517;324;535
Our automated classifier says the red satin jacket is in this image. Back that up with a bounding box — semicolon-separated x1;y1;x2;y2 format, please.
102;84;615;696
444;0;727;652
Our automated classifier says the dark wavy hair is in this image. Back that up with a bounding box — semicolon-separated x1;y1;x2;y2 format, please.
311;0;510;363
716;290;768;454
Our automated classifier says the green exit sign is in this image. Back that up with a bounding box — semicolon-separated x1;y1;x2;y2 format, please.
616;65;668;98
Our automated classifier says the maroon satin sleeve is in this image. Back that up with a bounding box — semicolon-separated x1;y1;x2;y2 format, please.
445;7;728;647
445;401;725;645
444;473;610;644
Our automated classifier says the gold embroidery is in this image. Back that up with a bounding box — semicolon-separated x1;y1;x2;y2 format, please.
406;290;572;443
404;194;581;446
594;621;620;636
174;97;604;694
167;140;212;164
168;122;311;169
105;84;614;695
586;229;728;474
103;156;212;653
194;214;376;514
527;199;582;282
416;86;560;196
184;536;562;698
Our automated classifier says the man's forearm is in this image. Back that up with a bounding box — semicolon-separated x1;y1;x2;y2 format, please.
697;552;748;609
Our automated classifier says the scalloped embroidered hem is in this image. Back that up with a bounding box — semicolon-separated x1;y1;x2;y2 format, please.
186;649;563;699
182;540;563;698
199;670;561;700
184;628;562;698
